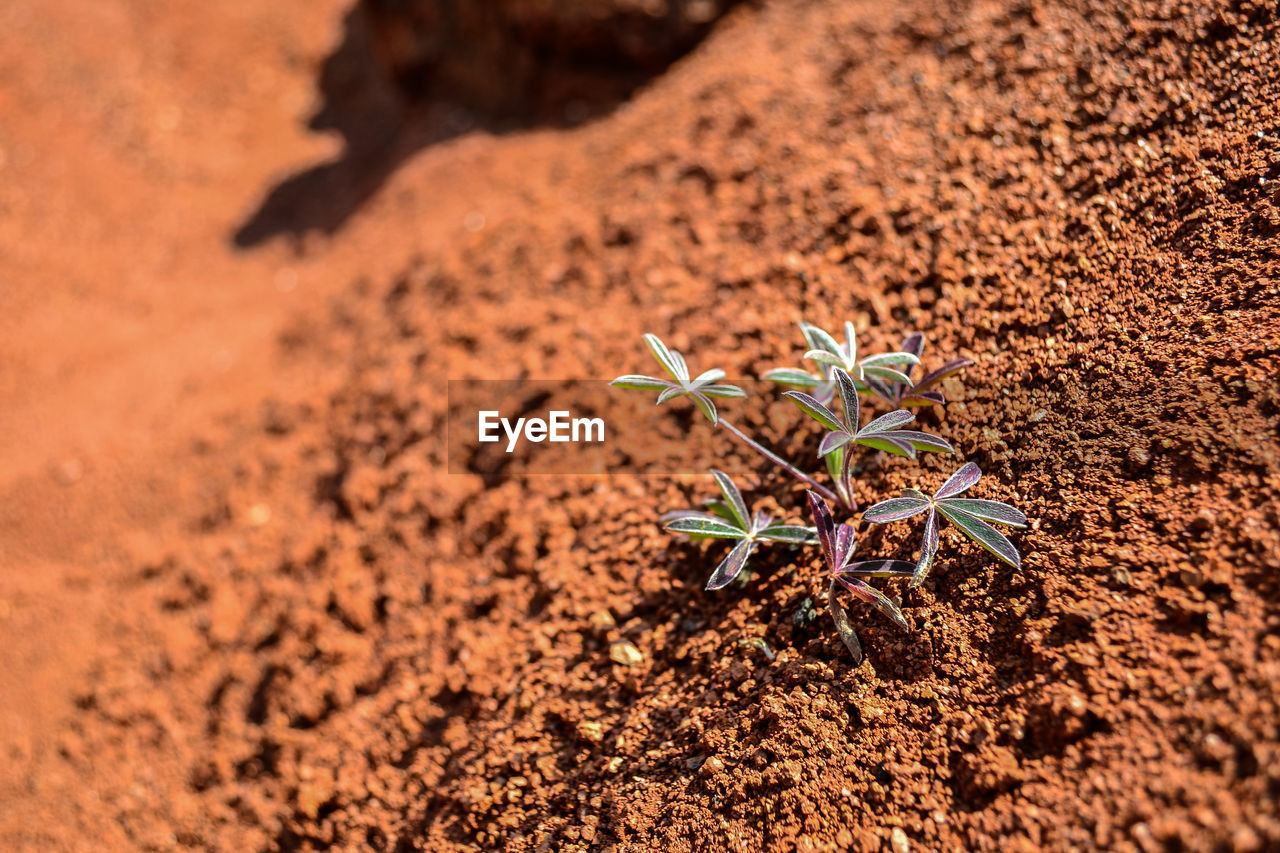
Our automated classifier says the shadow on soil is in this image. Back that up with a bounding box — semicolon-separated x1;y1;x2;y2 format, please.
233;0;741;248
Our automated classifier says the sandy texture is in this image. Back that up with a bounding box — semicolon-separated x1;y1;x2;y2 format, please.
2;1;1278;851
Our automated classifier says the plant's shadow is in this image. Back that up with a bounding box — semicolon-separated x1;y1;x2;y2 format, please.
233;0;740;248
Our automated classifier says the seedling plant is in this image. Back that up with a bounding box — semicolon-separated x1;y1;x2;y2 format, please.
611;326;1025;663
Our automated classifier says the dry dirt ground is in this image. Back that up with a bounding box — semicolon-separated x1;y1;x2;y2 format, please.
1;1;1278;851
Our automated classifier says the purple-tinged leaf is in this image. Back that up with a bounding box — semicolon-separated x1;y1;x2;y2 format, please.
860;352;921;369
818;430;854;457
832;368;860;429
691;368;726;386
657;385;689;405
710;469;750;529
834;523;857;570
705;539;756;590
864;377;896;403
698;384;747;399
913;358;973;392
758;524;819;544
665;517;746;538
901;390;946;407
688;392;718;425
807;491;838;574
890;430;954;454
805;349;851;369
610;374;671;391
912;508;940;588
838;559;917;578
783;391;845;432
935;462;982;499
937;505;1022;568
938;498;1027;528
900;332;925;367
827;579;864;664
644;333;688;382
854;435;918;459
763;368;822;388
901;487;928;500
862;496;930;524
858;409;915;435
837;575;910;630
861;365;914;385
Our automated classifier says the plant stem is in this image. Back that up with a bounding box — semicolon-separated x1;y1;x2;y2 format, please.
717;418;839;504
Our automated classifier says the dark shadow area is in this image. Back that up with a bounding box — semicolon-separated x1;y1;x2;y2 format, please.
234;0;741;248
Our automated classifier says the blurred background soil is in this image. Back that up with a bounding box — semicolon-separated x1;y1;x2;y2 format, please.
0;0;1277;851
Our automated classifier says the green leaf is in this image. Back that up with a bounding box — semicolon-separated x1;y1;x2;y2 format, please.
710;469;750;530
858;410;914;435
854;435;917;458
938;498;1027;528
697;384;747;399
763;367;822;388
691;368;726;386
803;324;845;357
818;430;854;457
757;524;819;544
890;430;954;454
665;517;746;539
688;392;719;425
861;365;914;385
843;321;858;364
825;445;844;484
937;505;1022;568
656;385;689;405
860;351;920;368
644;333;688;382
805;349;850;369
782;391;845;432
610;375;671;391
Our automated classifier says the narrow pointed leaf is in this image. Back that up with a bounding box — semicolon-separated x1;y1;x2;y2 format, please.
827;581;864;664
935;462;982;499
660;509;724;525
610;375;671;391
890;430;954;454
862;496;930;524
705;539;756;590
834;523;857;570
657;385;689;405
912;508;940;588
783;391;845;432
844;321;858;364
864;377;896;403
837;576;910;631
670;350;690;382
758;524;819;544
860;352;921;369
665;517;746;538
643;334;687;381
697;384;747;399
807;490;837;574
861;365;914;385
913;358;973;392
858;409;915;435
689;392;718;425
691;368;726;386
855;435;917;458
805;349;851;369
901;390;946;406
901;487;928;499
710;469;750;530
939;498;1027;528
702;500;738;523
804;325;845;357
832;368;860;430
838;559;917;578
818;430;854;457
763;367;822;387
901;332;925;364
937;505;1022;568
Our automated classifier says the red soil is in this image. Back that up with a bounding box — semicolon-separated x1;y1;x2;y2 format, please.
2;1;1278;851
